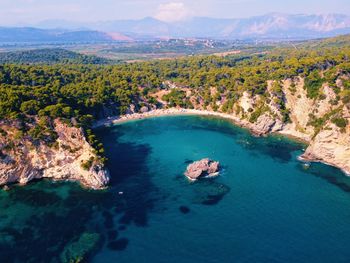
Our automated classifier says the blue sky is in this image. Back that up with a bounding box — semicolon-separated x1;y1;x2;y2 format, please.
0;0;349;25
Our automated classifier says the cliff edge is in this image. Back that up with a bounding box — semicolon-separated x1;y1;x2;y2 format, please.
0;119;109;189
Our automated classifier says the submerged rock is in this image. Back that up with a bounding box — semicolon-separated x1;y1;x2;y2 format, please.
60;232;101;263
185;158;220;180
2;185;10;191
192;181;231;206
179;206;190;214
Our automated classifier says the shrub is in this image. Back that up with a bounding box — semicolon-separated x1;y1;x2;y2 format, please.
332;117;348;128
81;157;94;171
249;105;269;123
20;100;40;115
304;71;324;99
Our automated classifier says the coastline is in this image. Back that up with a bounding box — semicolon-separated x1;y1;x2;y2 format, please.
93;107;310;144
92;107;349;176
92;108;251;130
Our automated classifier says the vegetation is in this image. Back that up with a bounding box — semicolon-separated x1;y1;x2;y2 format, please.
249;105;269;123
0;48;113;65
162;89;191;108
81;157;95;171
304;71;324;99
332;117;348;129
0;35;349;156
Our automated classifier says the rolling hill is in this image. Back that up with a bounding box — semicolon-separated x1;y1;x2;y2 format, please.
0;48;113;64
0;27;125;43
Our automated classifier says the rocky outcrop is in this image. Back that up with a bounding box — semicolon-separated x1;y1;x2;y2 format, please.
249;114;284;136
0;119;110;189
185;159;220;180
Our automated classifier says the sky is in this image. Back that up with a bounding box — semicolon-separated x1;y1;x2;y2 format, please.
0;0;349;25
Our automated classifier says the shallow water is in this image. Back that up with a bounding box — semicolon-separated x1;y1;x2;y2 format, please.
1;115;350;262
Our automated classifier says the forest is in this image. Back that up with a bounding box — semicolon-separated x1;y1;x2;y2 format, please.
0;48;113;65
0;35;350;149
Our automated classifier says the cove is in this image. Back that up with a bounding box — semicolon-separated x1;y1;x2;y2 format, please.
1;115;350;263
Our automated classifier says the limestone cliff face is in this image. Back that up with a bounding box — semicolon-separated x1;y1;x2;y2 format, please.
301;122;350;174
242;79;349;174
240;78;350;174
277;79;350;174
299;105;350;174
0;119;109;189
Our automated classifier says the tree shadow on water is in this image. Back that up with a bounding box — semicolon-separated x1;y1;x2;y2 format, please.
0;126;163;262
297;162;350;193
237;135;304;163
96;127;162;228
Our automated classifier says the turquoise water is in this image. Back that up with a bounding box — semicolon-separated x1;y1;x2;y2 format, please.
1;115;350;262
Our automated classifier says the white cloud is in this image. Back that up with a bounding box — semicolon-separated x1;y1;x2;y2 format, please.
154;2;191;22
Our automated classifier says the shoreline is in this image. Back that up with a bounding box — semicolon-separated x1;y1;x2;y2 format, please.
93;108;310;144
93;108;252;130
92;107;349;176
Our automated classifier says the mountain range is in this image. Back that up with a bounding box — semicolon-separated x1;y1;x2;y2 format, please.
0;27;115;43
2;13;350;43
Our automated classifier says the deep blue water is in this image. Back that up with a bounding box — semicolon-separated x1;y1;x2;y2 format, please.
1;115;350;262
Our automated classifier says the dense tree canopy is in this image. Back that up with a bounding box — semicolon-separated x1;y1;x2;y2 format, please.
0;48;113;65
0;41;349;135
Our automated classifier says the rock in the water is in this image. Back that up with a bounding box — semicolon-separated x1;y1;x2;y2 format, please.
185;158;220;180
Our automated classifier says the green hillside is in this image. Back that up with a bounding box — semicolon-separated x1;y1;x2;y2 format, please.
0;48;114;65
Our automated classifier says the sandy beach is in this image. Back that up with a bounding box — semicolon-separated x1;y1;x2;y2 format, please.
92;108;250;129
92;107;311;144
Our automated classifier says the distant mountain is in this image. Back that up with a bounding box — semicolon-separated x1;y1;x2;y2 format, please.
2;13;350;43
175;13;350;39
0;27;127;43
0;48;113;64
37;13;350;40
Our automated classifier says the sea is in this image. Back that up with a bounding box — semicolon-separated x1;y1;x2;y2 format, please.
1;115;350;262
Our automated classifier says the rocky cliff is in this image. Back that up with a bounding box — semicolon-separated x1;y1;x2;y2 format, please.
300;122;350;174
238;79;350;174
0;119;109;189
